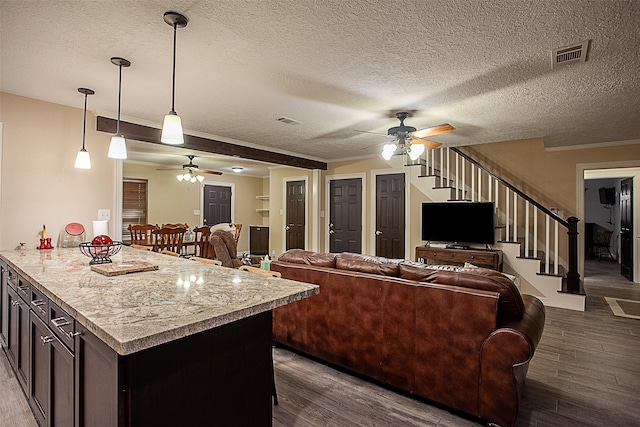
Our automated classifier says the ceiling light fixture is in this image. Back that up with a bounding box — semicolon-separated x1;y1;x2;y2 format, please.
231;167;243;173
177;169;204;183
74;87;95;169
380;112;432;161
161;11;188;145
108;57;131;159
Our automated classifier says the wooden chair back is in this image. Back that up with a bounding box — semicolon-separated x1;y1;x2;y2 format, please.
162;223;189;230
128;224;158;245
191;257;222;265
192;226;212;258
238;265;281;278
152;227;186;254
233;223;242;245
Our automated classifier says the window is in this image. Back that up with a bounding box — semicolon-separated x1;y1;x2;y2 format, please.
122;179;148;238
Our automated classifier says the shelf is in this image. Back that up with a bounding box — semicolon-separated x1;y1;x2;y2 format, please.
256;195;270;200
256;209;270;213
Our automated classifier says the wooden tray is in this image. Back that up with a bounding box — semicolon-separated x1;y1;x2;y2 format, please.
91;261;159;277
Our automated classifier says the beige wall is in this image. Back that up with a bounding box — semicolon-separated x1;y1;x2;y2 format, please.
123;162;266;253
0;93;115;250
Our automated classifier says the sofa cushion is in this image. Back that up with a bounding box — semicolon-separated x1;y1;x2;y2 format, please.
335;253;401;277
278;249;337;268
399;261;464;281
418;268;525;318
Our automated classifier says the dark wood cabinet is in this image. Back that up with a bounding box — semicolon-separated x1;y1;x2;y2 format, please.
250;226;270;255
415;246;503;271
0;259;6;347
6;284;30;392
30;312;75;427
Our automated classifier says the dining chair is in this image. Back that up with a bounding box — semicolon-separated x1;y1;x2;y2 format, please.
161;249;181;257
152;227;186;255
192;226;211;258
128;224;158;245
191;257;222;265
238;265;281;278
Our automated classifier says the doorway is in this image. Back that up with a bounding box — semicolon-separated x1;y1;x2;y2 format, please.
329;178;363;253
285;180;306;250
583;168;638;283
203;184;232;226
375;173;406;259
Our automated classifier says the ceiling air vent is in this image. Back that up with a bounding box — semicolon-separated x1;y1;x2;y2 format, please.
276;116;302;125
552;40;590;70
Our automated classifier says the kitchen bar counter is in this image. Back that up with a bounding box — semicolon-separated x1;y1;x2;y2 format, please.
0;247;318;426
0;247;317;355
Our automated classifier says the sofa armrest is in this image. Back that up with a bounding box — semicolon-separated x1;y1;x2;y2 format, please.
479;294;545;427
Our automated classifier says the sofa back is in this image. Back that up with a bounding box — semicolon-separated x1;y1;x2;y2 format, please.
277;250;525;318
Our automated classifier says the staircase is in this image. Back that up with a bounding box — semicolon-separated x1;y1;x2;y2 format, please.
395;147;585;311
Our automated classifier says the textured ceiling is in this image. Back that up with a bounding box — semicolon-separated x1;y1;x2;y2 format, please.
1;0;639;174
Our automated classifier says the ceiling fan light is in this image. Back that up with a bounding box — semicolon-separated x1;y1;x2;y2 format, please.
177;174;184;181
183;171;191;181
74;148;91;169
196;175;204;182
407;143;425;160
108;135;127;159
190;176;197;183
381;150;394;161
161;112;184;145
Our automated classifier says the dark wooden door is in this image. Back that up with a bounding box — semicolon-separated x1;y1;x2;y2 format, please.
620;178;633;280
203;185;232;226
286;180;305;250
329;178;362;253
6;286;29;392
376;173;405;259
250;226;269;256
0;263;5;347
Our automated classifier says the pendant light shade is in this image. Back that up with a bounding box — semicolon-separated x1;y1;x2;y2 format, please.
161;11;188;145
108;57;131;159
75;88;95;169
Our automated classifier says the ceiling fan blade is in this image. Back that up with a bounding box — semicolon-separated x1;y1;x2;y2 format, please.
412;139;442;149
156;167;185;171
411;123;455;139
198;169;223;175
353;129;386;135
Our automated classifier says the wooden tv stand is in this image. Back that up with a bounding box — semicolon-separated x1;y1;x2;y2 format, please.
415;246;503;272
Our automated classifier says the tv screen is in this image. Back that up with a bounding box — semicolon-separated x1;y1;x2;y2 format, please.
421;202;495;246
598;187;615;205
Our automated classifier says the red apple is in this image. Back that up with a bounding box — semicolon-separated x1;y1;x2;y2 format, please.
92;235;113;246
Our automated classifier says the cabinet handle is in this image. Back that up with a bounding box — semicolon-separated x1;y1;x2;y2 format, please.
18;285;29;293
11;300;23;306
40;335;54;345
51;317;81;339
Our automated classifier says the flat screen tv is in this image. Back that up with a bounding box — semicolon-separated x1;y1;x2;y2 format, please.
421;201;495;246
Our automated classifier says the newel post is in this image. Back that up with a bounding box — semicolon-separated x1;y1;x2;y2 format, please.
562;216;582;294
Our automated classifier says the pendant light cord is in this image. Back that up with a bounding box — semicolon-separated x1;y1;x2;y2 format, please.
82;92;88;150
171;22;177;113
116;64;122;135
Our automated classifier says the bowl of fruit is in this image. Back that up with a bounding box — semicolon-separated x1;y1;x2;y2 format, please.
79;235;122;264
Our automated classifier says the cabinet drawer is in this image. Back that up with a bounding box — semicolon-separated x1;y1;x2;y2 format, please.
48;300;76;353
6;267;19;290
30;286;49;322
16;275;30;302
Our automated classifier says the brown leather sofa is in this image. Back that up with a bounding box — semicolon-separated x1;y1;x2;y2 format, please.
272;250;545;427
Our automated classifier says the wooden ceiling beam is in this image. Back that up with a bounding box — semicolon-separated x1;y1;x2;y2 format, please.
97;116;327;170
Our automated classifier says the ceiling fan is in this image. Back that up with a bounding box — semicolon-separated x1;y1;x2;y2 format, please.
156;155;223;177
359;112;455;160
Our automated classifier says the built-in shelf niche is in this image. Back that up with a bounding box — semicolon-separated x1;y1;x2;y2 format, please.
256;195;270;213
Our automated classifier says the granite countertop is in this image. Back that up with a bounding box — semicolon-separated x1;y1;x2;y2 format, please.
0;248;318;356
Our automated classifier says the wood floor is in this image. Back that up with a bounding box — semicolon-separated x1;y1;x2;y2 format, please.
2;259;640;426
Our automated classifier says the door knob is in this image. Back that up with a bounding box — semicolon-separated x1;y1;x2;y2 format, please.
375;230;383;236
285;226;291;231
329;230;335;234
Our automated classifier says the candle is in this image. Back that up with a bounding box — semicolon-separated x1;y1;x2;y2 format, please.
42;225;46;239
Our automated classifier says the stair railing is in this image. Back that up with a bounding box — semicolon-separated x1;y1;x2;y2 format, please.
423;146;581;294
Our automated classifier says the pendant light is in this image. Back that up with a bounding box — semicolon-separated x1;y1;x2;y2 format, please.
108;57;131;159
161;11;188;145
74;88;95;169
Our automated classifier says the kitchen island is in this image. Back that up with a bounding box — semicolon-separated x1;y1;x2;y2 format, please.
0;247;318;426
